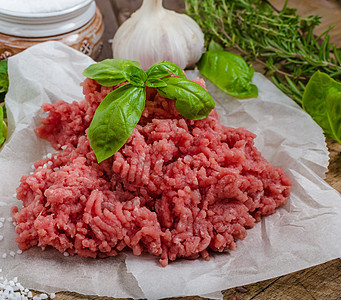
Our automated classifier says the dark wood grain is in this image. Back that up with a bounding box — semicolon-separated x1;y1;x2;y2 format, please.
49;0;341;299
95;0;118;61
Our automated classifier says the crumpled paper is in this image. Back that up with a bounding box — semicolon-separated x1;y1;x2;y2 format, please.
0;41;340;300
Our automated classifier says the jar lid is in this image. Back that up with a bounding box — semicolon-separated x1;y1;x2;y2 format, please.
0;0;96;37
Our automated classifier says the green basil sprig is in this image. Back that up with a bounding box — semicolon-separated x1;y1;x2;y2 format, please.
83;59;215;163
302;71;341;144
0;60;9;103
197;41;258;99
0;105;7;147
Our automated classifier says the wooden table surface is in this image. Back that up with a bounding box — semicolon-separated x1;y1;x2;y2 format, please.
37;0;341;299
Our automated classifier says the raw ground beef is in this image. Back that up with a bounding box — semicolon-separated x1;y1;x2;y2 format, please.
12;77;291;266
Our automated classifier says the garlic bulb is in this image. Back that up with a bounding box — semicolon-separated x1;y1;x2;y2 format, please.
112;0;205;70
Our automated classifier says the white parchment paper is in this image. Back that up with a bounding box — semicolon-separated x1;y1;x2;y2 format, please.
0;41;340;299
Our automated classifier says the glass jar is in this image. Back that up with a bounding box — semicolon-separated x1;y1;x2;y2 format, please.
0;0;104;60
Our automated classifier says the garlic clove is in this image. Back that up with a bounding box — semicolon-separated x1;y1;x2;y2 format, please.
112;0;205;70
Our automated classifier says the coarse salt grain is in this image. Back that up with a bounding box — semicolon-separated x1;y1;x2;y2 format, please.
0;218;4;223
9;251;15;257
2;253;6;259
7;217;12;222
61;145;67;150
0;235;3;241
16;250;22;255
63;252;69;257
50;292;56;299
46;153;52;159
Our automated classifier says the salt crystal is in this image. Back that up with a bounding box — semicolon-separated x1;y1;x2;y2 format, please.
0;217;4;222
61;145;67;150
50;292;56;299
17;250;22;254
47;161;53;166
40;293;48;299
0;235;3;241
7;217;12;222
2;253;7;258
28;291;33;297
31;164;35;170
10;251;16;257
63;252;69;257
46;153;52;159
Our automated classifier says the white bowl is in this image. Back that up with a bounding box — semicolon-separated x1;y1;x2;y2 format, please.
0;0;96;37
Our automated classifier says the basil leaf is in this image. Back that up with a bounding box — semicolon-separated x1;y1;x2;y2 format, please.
0;60;8;95
302;71;341;139
157;77;215;120
123;66;147;87
326;92;341;144
83;59;140;87
197;49;258;99
88;84;145;163
146;61;186;79
0;105;7;146
145;78;167;88
208;40;224;52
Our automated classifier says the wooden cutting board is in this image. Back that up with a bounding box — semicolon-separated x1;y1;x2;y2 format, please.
33;0;341;299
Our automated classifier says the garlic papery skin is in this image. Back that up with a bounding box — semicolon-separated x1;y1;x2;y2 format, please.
112;0;205;70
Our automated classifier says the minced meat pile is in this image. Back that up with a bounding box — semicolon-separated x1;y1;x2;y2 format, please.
12;77;292;267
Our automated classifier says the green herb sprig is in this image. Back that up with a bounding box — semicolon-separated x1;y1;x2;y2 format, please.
303;71;341;144
185;0;341;105
198;41;258;98
0;105;6;146
0;60;8;146
0;60;8;103
83;59;215;163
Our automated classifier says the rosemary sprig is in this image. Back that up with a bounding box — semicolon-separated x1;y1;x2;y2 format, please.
185;0;341;105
